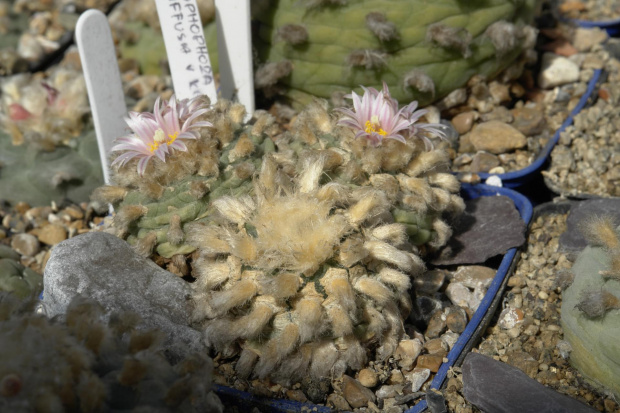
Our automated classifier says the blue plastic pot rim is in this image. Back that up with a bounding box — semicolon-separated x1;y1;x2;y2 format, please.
473;69;602;188
213;185;533;413
570;16;620;28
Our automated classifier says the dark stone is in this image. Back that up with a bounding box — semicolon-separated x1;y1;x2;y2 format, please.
559;198;620;252
301;376;332;404
413;269;447;294
426;389;448;413
43;232;203;362
604;38;620;61
462;352;597;413
431;196;526;265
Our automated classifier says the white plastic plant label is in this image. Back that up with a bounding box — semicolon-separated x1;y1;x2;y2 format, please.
155;0;218;103
215;0;254;118
76;9;126;185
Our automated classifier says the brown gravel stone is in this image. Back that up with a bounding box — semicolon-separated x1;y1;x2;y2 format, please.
10;233;40;257
470;151;500;173
387;370;404;385
469;121;527;154
358;368;378;388
394;339;423;370
426;310;447;338
453;265;496;289
424;338;448;356
506;351;539;378
285;389;308;402
36;224;67;245
342;375;376;408
446;308;468;334
416;354;444;373
327;393;351;411
452;111;476;134
511;106;547;136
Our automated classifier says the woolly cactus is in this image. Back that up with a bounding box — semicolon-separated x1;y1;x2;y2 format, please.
247;0;538;107
561;216;620;399
0;294;223;412
95;87;464;384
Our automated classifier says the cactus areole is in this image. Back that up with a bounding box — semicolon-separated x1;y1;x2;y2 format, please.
96;87;464;383
247;0;539;107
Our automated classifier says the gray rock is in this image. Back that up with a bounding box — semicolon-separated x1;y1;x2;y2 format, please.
462;352;597;413
559;198;620;252
43;232;203;361
426;389;447;413
431;196;526;265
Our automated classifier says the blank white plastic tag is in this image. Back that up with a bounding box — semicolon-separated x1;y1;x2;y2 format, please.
215;0;254;118
155;0;218;103
76;9;126;185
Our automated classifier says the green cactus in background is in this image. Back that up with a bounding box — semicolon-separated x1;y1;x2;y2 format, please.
561;216;620;400
95;88;464;384
0;128;104;206
0;293;223;412
0;245;41;298
246;0;538;107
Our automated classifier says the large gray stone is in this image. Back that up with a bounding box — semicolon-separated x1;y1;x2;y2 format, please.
462;352;597;413
43;232;203;361
431;196;526;265
559;198;620;252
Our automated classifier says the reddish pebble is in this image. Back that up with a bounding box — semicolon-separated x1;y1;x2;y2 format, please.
599;88;610;102
542;39;578;57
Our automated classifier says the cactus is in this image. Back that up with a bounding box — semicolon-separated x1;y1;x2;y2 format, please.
0;293;223;412
0;246;41;299
245;0;539;107
1;68;90;148
0;128;104;206
0;67;103;206
561;216;620;400
96;87;464;385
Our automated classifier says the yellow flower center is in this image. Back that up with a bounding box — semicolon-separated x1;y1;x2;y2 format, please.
148;129;180;153
364;115;387;136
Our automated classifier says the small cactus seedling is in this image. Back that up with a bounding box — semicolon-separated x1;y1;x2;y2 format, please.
247;0;539;107
96;85;464;383
561;216;620;399
0;294;223;412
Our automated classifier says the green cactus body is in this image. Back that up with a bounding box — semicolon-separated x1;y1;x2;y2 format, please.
0;129;104;206
249;0;538;107
561;233;620;399
0;245;42;299
99;98;464;384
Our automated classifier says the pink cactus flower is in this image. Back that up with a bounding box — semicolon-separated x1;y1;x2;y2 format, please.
336;82;445;148
111;95;212;175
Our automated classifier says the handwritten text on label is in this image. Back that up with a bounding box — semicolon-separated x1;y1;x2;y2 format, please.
155;0;217;102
